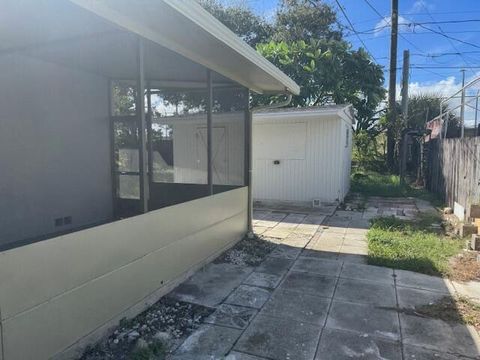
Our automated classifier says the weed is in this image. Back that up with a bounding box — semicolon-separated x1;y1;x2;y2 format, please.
367;216;463;276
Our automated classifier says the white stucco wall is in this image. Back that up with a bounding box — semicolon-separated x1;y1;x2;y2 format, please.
0;187;248;360
252;111;353;204
0;54;112;248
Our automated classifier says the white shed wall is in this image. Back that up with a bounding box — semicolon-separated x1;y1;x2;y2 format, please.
253;112;352;203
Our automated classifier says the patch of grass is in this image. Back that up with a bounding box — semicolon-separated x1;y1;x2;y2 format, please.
351;171;443;207
367;215;463;276
415;296;480;331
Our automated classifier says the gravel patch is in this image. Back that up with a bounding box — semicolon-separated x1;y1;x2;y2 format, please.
214;235;276;266
78;297;213;360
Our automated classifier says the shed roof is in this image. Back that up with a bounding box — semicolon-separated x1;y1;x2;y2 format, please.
254;104;355;124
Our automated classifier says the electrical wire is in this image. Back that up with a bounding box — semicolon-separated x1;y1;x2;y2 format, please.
334;0;378;62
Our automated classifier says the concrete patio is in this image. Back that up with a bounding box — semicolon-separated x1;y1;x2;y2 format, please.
167;200;480;360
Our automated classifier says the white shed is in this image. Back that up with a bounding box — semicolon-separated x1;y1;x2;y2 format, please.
253;105;355;205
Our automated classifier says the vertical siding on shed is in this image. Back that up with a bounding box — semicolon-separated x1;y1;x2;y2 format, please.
253;114;349;203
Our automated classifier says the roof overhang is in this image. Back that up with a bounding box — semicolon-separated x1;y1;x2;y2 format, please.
66;0;300;95
254;105;356;124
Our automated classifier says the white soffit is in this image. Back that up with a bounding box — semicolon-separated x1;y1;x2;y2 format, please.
68;0;300;95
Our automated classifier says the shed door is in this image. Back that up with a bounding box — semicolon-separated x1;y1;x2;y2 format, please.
253;122;307;201
196;127;227;185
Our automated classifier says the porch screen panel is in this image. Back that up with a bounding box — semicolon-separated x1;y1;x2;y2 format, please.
212;85;247;194
150;88;209;208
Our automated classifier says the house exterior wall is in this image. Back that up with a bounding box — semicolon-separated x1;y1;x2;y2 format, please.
0;54;112;248
252;113;352;204
0;187;248;360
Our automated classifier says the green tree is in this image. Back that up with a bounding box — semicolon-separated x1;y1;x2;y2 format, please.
273;0;343;42
199;0;273;47
404;93;459;137
256;39;385;128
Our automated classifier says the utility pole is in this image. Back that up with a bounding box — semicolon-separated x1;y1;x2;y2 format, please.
400;50;410;185
387;0;399;170
460;69;466;138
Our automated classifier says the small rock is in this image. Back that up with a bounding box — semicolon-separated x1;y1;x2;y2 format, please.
153;331;171;345
113;338;119;345
127;331;140;341
135;338;148;350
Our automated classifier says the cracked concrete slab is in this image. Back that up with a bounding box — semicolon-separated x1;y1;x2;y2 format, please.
235;315;322;360
204;304;257;329
224;285;272;309
269;244;302;260
327;301;400;341
170;263;253;307
315;328;402;360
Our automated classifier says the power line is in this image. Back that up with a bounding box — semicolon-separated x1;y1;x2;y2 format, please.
333;0;378;62
419;3;477;78
362;0;425;54
415;23;480;50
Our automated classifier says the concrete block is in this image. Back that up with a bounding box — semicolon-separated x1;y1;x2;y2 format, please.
470;204;480;219
459;223;478;238
471;234;480;251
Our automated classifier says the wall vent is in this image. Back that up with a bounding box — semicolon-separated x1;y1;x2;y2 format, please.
312;199;321;208
54;218;64;227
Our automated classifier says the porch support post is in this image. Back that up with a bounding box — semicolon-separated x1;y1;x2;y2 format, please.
244;89;254;234
206;69;213;195
136;36;149;213
146;84;154;187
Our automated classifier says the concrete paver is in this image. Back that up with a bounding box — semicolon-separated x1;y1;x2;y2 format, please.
224;285;272;309
261;289;330;326
279;271;337;298
327;301;400;341
204;304;257;329
234;315;322;360
171;324;242;359
335;278;397;307
292;257;342;277
242;272;282;289
170;263;253;307
400;313;480;358
340;262;394;284
169;201;480;359
315;328;402;360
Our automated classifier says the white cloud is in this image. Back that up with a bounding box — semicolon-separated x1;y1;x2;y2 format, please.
374;15;412;36
411;0;435;13
397;72;480;125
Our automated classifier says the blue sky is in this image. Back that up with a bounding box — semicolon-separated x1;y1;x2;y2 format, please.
235;0;480;123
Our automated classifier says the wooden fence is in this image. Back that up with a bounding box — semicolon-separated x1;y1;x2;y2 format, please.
425;137;480;219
